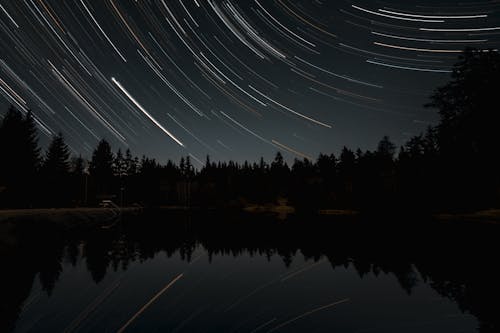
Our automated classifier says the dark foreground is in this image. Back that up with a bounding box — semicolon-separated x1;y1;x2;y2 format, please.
1;211;499;332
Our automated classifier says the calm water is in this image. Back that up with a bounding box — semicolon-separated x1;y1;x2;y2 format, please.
1;212;499;332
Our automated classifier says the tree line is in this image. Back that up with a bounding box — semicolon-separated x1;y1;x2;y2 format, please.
0;49;499;212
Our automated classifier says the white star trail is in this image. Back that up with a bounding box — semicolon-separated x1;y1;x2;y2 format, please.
111;77;184;147
0;0;498;162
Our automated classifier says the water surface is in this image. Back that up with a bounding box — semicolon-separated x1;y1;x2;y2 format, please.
2;212;498;332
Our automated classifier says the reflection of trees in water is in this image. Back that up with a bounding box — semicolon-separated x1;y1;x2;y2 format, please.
0;222;65;332
2;213;499;332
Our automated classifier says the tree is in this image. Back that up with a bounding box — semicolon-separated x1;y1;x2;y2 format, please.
184;156;194;178
179;157;185;175
427;48;500;209
373;136;397;205
404;135;425;159
125;149;138;175
338;147;355;178
69;155;87;205
376;136;396;160
205;155;213;170
428;49;500;158
43;133;70;177
70;155;86;177
113;148;127;177
423;126;439;157
271;151;285;171
316;153;336;179
338;147;356;206
0;107;41;207
42;133;71;206
270;152;290;198
89;139;114;195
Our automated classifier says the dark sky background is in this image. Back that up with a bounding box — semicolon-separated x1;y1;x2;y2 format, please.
1;0;499;165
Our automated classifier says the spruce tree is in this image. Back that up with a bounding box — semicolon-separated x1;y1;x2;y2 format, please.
44;133;70;176
113;148;127;177
0;107;40;207
42;133;71;206
125;149;137;175
89;139;114;196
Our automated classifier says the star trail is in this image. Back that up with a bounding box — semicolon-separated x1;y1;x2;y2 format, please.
1;0;499;163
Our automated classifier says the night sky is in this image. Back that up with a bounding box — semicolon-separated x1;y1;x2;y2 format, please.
1;1;499;165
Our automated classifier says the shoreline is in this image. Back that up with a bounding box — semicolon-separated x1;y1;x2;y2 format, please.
0;207;142;238
0;207;141;223
1;206;499;224
434;209;500;225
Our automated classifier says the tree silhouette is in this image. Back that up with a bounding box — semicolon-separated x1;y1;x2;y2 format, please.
338;147;356;207
70;155;86;177
89;139;114;197
271;151;285;171
0;106;40;207
316;153;337;208
376;136;396;159
113;148;127;178
1;49;499;211
70;155;87;205
42;133;71;206
428;49;500;158
43;133;70;176
427;48;500;209
270;152;290;198
183;155;195;178
125;148;138;175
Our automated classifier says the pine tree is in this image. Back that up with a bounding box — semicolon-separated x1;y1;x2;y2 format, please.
179;157;186;176
205;155;212;169
44;133;70;177
426;48;500;208
428;48;500;158
89;139;114;195
376;136;396;160
271;152;285;171
70;155;87;205
0;106;41;207
317;153;336;179
42;133;71;206
338;147;356;200
184;156;194;178
70;155;86;176
90;140;114;179
125;149;137;175
113;148;127;177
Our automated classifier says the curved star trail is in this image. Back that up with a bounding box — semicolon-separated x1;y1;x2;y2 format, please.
1;0;499;163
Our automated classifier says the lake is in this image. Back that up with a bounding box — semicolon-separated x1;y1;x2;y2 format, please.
1;211;498;332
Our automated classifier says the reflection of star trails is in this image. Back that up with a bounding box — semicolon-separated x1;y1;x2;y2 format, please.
280;259;326;282
116;273;184;333
224;279;277;313
267;298;350;332
249;318;277;333
225;259;326;314
64;279;122;333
